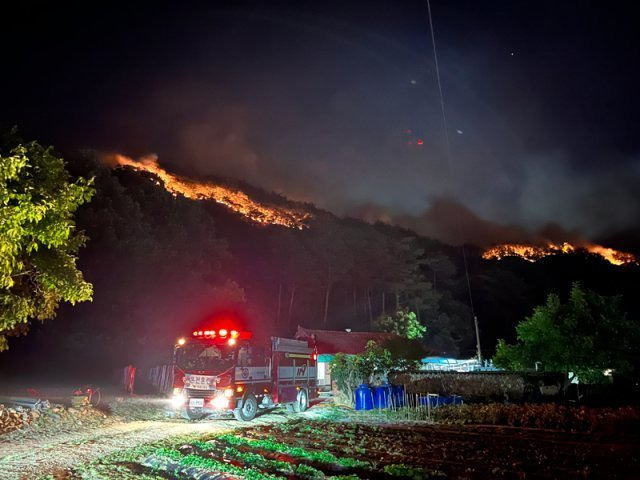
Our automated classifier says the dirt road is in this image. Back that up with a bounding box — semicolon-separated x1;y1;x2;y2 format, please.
0;412;288;480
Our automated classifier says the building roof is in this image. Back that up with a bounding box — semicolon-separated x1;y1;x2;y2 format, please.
295;325;400;355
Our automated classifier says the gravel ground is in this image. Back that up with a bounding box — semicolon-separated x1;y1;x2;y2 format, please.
0;399;292;480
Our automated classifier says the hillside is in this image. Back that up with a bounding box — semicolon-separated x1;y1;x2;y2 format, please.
1;153;638;379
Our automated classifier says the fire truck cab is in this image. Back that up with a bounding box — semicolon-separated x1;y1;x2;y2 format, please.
170;328;317;421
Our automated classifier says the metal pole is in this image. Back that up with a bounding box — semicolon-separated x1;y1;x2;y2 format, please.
473;315;482;363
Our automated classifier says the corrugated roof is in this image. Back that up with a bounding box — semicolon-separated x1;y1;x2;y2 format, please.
295;325;400;355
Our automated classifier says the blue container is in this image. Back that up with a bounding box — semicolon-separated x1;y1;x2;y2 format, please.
418;394;441;407
433;395;463;406
355;384;374;410
392;385;405;407
441;395;454;405
374;384;392;409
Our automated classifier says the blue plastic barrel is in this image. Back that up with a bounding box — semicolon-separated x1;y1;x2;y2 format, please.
355;384;373;410
441;395;454;405
419;394;441;407
392;385;405;407
374;384;392;409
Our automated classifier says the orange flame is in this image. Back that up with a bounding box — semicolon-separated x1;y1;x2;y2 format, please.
104;154;311;229
482;242;637;266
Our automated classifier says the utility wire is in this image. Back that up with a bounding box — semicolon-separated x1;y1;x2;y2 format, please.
425;0;482;362
426;0;451;160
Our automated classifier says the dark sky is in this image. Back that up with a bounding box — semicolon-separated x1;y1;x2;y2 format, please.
2;1;639;246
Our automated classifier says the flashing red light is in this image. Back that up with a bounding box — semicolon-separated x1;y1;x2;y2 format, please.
416;139;424;145
189;328;252;340
312;353;317;361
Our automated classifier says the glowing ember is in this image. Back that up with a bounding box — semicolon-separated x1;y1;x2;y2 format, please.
483;242;637;266
103;154;311;229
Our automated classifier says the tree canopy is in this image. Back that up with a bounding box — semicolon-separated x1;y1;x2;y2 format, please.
330;339;425;404
0;137;94;350
374;307;426;339
493;282;640;382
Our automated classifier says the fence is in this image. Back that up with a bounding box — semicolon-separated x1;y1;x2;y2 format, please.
147;364;175;394
357;387;464;422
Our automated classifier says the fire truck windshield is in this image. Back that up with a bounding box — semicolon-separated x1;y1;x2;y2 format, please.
175;343;234;372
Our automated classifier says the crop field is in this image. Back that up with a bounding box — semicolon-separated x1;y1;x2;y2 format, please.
66;413;640;480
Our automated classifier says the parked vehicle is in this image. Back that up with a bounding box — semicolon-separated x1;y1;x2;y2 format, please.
170;327;317;421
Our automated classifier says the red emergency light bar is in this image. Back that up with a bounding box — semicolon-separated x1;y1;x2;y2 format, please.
191;329;252;340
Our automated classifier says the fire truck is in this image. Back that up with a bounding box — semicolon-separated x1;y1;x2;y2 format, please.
170;327;318;421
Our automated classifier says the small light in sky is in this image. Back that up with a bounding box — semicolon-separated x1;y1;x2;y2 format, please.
416;139;424;145
456;129;463;135
410;79;417;85
510;52;515;56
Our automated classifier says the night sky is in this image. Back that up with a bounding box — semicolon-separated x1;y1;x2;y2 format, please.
2;1;639;247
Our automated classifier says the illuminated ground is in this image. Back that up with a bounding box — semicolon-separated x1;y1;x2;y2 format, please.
0;404;290;480
2;402;638;479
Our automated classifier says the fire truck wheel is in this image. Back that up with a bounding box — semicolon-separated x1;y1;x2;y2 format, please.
234;394;257;421
293;388;309;413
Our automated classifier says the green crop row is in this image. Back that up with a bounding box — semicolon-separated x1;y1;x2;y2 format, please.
151;445;352;480
152;447;283;480
209;433;442;479
210;434;370;469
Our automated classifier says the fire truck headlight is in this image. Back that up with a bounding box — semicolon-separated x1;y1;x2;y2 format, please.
211;395;229;409
171;392;186;409
224;387;234;398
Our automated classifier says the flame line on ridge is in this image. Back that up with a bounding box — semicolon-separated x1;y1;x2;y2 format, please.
482;242;637;266
103;153;312;230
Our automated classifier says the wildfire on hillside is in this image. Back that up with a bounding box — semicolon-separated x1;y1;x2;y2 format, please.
103;154;311;229
482;242;637;266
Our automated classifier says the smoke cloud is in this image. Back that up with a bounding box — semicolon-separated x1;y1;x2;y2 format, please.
3;2;639;249
91;75;639;249
350;197;585;247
